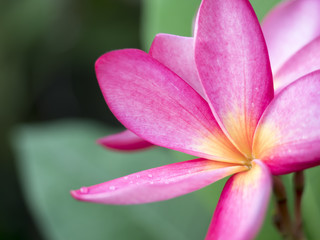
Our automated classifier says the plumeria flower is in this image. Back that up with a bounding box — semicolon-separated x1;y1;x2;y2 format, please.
98;0;320;152
71;0;320;239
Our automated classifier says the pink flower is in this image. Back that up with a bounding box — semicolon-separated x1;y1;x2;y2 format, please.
71;0;320;239
98;0;320;152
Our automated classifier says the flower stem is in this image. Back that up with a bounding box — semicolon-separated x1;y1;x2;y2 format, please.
273;176;293;239
293;171;306;240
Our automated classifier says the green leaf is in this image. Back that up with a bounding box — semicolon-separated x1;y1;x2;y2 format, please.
141;0;201;50
302;167;320;239
249;0;282;21
12;120;301;240
141;0;281;50
12;120;214;240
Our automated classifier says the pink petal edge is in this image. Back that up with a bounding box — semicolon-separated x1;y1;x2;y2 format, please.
97;130;153;151
205;160;272;240
253;71;320;175
274;36;320;93
262;0;320;73
71;159;247;205
194;0;274;156
96;49;245;163
149;34;206;99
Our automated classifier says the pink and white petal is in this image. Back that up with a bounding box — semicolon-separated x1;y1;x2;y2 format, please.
194;0;274;156
205;160;272;240
97;130;153;151
149;34;205;98
253;71;320;175
262;0;320;73
274;36;320;93
71;159;248;205
96;49;245;163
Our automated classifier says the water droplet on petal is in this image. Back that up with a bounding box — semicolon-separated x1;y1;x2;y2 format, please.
124;176;128;180
148;174;153;178
150;181;154;185
109;186;115;191
80;187;88;194
136;174;140;178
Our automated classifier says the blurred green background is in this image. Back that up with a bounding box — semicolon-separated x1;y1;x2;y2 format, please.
2;0;320;239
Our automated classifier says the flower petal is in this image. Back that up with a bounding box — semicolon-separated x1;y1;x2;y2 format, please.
205;160;272;240
97;130;153;151
149;34;205;98
262;0;320;73
71;159;247;205
253;71;320;175
96;49;245;163
194;0;274;156
274;36;320;93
